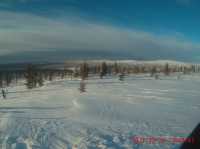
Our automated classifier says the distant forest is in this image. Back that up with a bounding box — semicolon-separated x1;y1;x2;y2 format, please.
0;61;199;89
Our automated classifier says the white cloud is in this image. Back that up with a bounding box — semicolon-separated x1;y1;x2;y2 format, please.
0;11;199;60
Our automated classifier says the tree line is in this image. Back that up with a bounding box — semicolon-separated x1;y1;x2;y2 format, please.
0;62;199;89
79;61;200;80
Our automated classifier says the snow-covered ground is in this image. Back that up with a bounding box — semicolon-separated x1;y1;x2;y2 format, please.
0;74;200;149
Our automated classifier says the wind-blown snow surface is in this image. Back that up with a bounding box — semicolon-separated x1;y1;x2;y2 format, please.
0;74;200;149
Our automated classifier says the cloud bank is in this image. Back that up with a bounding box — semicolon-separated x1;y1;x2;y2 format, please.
0;11;199;62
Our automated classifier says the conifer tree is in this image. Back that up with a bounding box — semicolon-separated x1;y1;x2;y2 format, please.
5;73;12;87
151;66;157;77
80;62;89;80
0;72;3;88
113;62;119;74
37;72;44;87
25;64;37;89
164;63;170;76
100;62;108;78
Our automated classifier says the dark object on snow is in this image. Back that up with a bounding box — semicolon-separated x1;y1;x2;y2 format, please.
181;123;200;149
2;89;6;99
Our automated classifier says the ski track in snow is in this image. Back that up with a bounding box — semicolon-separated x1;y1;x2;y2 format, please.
0;75;200;149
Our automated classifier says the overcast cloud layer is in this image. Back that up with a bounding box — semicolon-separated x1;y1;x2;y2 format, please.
0;10;200;62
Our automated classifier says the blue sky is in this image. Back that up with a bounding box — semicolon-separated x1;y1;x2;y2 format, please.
0;0;200;63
